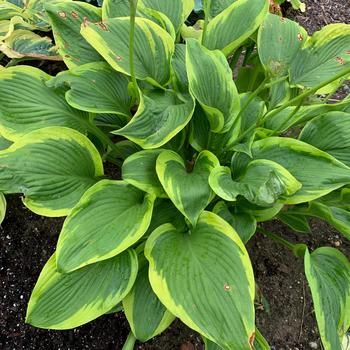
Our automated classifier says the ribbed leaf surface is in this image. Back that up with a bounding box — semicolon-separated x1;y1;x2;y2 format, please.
0;127;103;216
26;250;138;329
0;66;89;141
145;211;255;350
57;180;154;272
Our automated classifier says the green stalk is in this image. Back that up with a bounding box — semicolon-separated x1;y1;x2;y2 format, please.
202;0;211;44
257;227;296;251
263;66;350;123
87;122;120;155
122;332;137;350
129;0;139;101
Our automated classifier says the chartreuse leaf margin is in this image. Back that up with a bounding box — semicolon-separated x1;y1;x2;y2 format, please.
0;0;348;349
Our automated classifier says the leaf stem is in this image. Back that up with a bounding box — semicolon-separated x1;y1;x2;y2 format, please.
257;226;295;251
202;0;211;44
122;332;137;350
87;122;120;154
263;66;350;123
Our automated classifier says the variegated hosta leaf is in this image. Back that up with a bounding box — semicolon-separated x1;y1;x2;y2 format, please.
0;66;89;141
186;39;240;133
0;15;28;41
203;0;269;55
57;180;154;273
232;137;350;204
0;1;24;20
81;17;174;87
239;199;283;222
26;250;138;329
305;247;350;350
299;112;350;167
210;160;301;206
156;150;219;226
123;256;175;342
145;211;255;350
278;211;311;233
45;0;103;68
114;90;195;149
122;150;167;198
208;0;236;18
258;13;307;76
0;29;60;60
49;62;132;116
0;127;103;217
263;99;350;133
0;192;6;225
292;201;350;240
290;24;350;88
213;201;256;244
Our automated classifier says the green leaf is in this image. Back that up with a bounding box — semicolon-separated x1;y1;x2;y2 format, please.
0;29;60;60
258;14;307;76
139;0;190;34
123;257;175;342
254;328;271;350
114;90;195;149
0;192;6;225
186;38;240;133
45;0;104;68
203;0;269;55
122;149;167;198
156;150;219;226
57;180;154;273
208;0;236;18
0;127;103;217
145;211;255;350
213;201;256;243
296;201;350;240
81;17;174;87
290;24;350;88
0;66;89;141
210;160;301;206
172;43;188;93
50;62;132;116
102;0;130;18
277;211;310;233
264;99;350;133
304;247;350;350
145;198;187;236
233;137;350;204
300;112;350;167
238;199;283;222
26;250;138;329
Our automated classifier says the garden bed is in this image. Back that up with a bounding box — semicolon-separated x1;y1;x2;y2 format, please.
1;0;349;349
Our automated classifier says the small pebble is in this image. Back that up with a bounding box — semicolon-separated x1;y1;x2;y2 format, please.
309;341;318;349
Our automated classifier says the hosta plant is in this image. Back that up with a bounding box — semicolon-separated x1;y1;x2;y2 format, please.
0;0;350;349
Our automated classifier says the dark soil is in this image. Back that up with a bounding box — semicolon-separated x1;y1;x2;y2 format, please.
1;1;350;349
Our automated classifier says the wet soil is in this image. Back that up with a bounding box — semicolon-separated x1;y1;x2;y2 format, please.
1;0;350;349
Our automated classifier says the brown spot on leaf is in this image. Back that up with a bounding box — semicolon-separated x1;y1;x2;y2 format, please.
297;33;303;41
346;50;350;55
83;17;90;27
249;332;256;349
336;56;344;65
64;54;70;58
96;21;109;31
92;79;96;84
71;11;79;19
280;16;286;22
58;11;67;19
269;0;281;14
115;55;123;61
224;284;232;292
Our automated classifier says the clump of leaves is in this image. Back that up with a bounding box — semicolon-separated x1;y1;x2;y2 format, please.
0;0;61;61
0;0;349;349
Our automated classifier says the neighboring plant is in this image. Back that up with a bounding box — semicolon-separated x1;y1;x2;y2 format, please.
0;0;350;349
0;0;61;61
